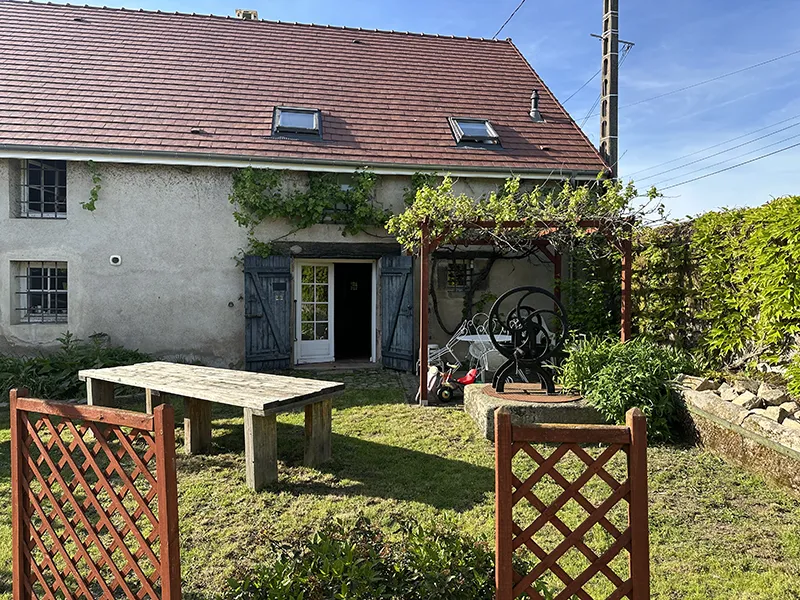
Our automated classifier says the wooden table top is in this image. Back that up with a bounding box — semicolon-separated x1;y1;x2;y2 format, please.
78;361;344;415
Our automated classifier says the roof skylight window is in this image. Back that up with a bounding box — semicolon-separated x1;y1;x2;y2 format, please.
273;107;321;136
449;117;500;145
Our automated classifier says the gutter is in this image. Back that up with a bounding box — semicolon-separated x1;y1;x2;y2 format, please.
0;144;601;181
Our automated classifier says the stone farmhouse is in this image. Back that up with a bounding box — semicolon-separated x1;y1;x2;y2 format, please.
0;1;608;370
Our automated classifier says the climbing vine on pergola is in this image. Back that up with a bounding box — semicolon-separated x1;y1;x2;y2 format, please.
386;175;662;403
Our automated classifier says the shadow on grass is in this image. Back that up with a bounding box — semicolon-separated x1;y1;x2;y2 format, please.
196;419;493;512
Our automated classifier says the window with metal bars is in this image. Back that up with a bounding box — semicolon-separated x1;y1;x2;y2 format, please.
21;159;67;218
446;259;473;292
14;262;68;323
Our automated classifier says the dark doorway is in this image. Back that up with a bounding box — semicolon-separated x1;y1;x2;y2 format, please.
334;263;373;360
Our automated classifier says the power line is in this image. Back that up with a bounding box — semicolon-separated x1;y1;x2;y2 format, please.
492;0;528;40
660;140;800;191
652;130;800;187
626;113;800;177
586;47;800;118
637;120;800;184
563;68;601;104
564;38;634;105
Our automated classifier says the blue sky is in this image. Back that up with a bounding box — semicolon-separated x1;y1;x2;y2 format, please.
99;0;800;218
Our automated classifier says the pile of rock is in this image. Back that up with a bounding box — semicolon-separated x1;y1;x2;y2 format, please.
678;375;800;430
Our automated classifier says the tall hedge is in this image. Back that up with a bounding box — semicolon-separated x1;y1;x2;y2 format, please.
632;195;800;367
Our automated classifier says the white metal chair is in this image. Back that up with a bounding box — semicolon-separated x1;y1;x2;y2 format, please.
416;320;470;374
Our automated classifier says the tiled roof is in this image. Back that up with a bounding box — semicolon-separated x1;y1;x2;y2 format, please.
0;1;608;174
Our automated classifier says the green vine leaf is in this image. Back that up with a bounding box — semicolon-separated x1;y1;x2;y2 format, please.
229;166;388;259
80;160;102;211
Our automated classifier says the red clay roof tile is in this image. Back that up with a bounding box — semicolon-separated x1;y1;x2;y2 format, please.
0;1;607;174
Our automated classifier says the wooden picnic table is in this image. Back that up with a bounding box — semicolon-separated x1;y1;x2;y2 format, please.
77;361;344;491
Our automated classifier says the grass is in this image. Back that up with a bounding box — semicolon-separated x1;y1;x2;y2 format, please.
0;374;799;599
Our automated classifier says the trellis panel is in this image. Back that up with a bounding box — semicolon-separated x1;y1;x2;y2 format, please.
495;408;649;600
10;389;181;600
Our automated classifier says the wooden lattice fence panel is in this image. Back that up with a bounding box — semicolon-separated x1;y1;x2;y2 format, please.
10;389;181;600
495;407;649;600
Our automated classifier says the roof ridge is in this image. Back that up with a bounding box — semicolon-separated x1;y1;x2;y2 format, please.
8;0;514;43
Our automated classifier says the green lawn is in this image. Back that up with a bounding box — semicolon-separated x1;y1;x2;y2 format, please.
1;374;799;599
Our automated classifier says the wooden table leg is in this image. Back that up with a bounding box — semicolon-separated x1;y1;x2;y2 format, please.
183;397;212;455
304;397;332;467
146;389;164;415
244;408;277;491
86;378;115;407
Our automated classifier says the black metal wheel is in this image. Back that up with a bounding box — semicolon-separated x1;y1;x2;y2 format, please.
487;286;568;361
437;385;454;403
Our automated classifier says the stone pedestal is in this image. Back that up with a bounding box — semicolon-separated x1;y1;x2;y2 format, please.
464;384;605;441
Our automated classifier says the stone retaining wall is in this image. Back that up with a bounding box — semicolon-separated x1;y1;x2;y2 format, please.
679;376;800;495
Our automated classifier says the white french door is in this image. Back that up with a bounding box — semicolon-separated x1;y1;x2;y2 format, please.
295;263;334;363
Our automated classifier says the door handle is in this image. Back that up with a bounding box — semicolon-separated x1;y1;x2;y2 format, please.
245;313;263;319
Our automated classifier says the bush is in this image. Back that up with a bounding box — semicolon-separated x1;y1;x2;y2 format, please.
222;516;558;600
560;336;695;442
787;355;800;400
0;331;151;401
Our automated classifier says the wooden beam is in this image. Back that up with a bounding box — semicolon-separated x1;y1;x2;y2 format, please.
183;397;212;455
86;378;115;407
494;408;514;600
145;389;164;415
419;223;431;405
553;252;562;301
153;404;182;600
621;236;633;342
304;397;332;466
626;408;650;599
244;409;277;491
10;389;31;600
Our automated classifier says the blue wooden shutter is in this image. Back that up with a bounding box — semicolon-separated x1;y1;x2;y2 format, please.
380;255;415;371
244;255;292;371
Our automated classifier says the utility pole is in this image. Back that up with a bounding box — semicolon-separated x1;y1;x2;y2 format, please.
600;0;619;175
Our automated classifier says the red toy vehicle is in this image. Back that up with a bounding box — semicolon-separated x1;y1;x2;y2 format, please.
436;363;480;403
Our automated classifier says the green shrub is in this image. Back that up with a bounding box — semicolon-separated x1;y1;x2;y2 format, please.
0;331;151;401
787;355;800;400
560;337;695;442
222;516;558;600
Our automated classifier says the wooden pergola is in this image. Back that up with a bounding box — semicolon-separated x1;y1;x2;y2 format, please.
417;219;633;403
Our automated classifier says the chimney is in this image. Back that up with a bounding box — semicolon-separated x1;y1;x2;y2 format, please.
530;90;543;122
235;8;259;20
599;0;619;175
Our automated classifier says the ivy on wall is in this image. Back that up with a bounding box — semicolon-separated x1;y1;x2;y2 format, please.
80;160;102;211
229;166;390;258
631;222;696;348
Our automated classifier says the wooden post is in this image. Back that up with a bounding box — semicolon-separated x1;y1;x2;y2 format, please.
153;404;182;600
183;398;212;455
243;408;277;491
10;388;31;600
494;408;514;600
86;378;115;407
626;407;650;599
146;389;164;415
553;251;562;301
621;234;633;342
304;397;332;466
419;223;430;405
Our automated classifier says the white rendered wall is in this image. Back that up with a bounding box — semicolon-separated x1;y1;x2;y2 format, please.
0;160;554;366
